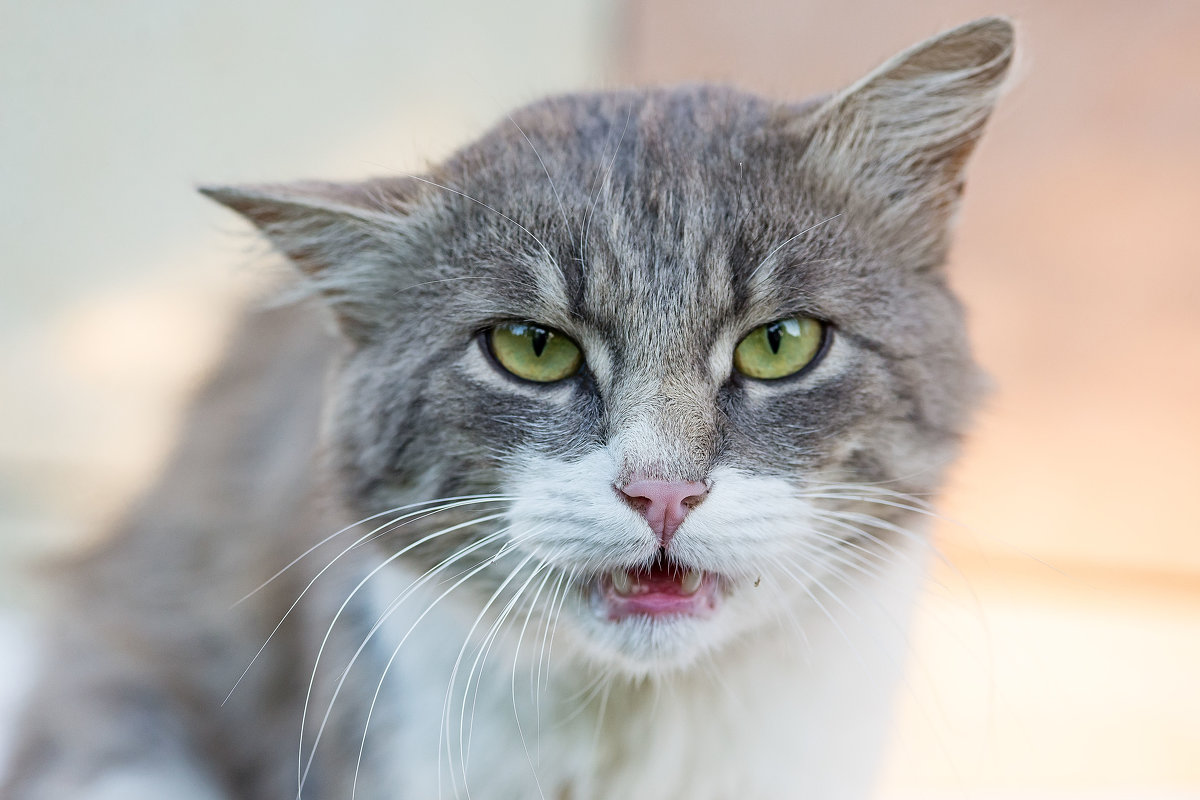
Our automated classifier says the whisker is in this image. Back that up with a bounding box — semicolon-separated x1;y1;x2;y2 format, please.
808;510;921;566
454;555;552;794
814;508;943;559
812;509;988;623
406;174;558;268
804;474;941;498
558;670;609;725
349;532;540;800
298;512;508;796
542;566;577;700
509;115;574;253
458;558;552;799
765;553;869;675
793;528;892;584
235;495;513;606
507;562;559;792
756;569;812;652
533;568;570;743
430;547;543;799
748;213;843;284
801;492;938;519
319;524;518;753
775;552;859;621
580;102;634;270
226;498;510;706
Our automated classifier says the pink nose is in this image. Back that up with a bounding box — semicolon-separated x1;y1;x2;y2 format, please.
619;478;709;548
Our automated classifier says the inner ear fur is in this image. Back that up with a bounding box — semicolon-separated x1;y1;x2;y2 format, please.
794;17;1014;266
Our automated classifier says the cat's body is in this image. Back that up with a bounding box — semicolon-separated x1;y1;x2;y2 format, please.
3;18;1012;800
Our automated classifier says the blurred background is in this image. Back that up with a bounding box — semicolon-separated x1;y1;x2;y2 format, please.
2;1;1197;796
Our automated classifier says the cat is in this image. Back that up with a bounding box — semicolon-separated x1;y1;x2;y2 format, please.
2;16;1012;800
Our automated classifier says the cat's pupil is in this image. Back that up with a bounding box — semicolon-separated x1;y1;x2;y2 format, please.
531;328;549;358
766;324;782;354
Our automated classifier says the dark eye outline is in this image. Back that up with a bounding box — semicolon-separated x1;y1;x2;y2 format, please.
480;321;585;385
731;317;833;382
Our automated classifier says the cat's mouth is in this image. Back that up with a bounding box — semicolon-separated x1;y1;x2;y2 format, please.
590;553;721;621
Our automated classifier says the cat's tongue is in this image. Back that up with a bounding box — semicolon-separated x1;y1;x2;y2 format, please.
598;560;718;620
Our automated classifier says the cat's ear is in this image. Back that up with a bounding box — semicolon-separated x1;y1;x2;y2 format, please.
795;17;1014;267
199;179;419;342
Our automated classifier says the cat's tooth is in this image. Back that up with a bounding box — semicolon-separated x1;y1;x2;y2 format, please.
610;569;634;596
680;569;704;595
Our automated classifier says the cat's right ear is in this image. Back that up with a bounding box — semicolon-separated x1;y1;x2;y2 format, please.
792;16;1014;270
199;179;419;342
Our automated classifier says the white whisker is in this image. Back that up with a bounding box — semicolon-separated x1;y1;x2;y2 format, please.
507;562;558;793
767;552;866;674
405;174;559;270
352;532;541;799
237;495;513;606
580;102;634;269
747;213;843;284
458;558;552;799
533;568;571;744
227;497;510;706
299;512;508;796
432;547;543;799
509;116;574;253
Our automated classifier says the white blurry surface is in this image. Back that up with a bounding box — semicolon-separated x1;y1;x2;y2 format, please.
879;557;1200;794
0;613;37;780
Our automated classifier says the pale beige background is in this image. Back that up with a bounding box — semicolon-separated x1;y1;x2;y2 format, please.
2;1;1198;796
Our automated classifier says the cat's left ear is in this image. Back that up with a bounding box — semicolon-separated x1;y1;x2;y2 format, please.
200;179;420;342
794;17;1014;268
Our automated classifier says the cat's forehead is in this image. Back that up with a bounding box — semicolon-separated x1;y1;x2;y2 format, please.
494;86;785;178
437;86;799;235
435;87;839;340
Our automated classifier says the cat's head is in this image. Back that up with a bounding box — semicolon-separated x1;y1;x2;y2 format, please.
204;18;1012;677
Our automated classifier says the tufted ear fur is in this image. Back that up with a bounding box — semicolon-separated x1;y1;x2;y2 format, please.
795;16;1014;268
200;179;421;342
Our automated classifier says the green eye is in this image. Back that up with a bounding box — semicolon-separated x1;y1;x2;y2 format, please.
733;317;825;380
488;322;583;383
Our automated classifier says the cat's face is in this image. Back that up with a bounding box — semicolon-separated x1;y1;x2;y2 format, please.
206;20;1011;677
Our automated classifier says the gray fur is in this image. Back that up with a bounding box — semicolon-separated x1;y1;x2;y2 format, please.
3;18;1012;799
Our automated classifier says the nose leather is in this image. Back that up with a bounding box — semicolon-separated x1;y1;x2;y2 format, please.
619;479;709;548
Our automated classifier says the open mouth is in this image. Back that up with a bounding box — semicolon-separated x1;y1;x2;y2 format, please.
592;552;721;621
